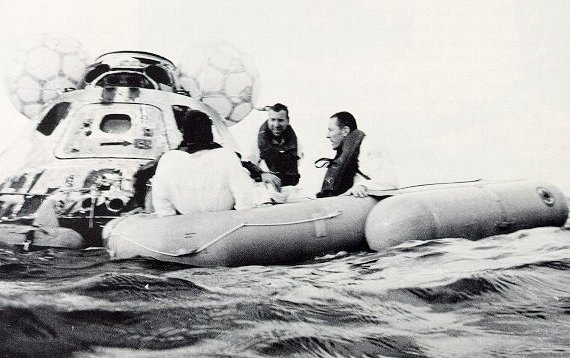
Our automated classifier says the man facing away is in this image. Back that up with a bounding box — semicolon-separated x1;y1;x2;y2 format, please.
316;111;398;198
152;110;256;217
245;103;303;192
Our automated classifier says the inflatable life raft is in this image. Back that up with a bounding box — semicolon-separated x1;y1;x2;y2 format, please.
104;180;568;267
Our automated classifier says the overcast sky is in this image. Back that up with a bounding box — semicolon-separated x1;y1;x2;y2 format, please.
0;0;569;193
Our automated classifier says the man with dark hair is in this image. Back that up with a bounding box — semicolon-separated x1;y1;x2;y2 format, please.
245;103;302;192
151;110;255;216
331;111;358;132
316;111;398;198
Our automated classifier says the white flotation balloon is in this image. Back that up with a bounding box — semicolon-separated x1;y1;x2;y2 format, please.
3;33;90;120
177;41;260;126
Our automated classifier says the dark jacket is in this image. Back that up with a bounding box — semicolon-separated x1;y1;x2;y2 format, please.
258;121;300;186
316;129;366;198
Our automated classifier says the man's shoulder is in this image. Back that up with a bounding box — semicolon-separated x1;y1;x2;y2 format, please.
210;146;233;154
205;147;239;160
160;149;185;160
159;149;201;165
158;149;177;160
360;136;388;154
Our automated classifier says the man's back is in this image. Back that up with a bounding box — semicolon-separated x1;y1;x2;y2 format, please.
152;147;254;216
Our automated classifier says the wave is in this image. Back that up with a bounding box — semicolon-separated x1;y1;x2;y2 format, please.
398;276;505;304
256;335;428;358
63;272;209;301
0;306;91;358
0;225;570;356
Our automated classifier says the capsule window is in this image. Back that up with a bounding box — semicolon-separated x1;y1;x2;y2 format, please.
36;102;72;135
96;73;155;89
100;114;132;134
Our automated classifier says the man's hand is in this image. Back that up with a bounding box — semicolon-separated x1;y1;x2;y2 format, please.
344;184;368;198
261;172;282;190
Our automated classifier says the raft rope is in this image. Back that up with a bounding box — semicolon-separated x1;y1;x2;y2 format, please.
396;178;484;190
113;210;343;257
371;178;528;193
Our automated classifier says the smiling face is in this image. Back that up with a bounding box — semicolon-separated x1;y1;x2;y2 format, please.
327;116;349;150
267;109;289;137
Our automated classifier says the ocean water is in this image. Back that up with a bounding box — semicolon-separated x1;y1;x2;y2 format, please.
0;221;569;357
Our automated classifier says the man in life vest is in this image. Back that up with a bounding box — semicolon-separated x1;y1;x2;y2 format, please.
316;111;398;198
151;110;256;217
245;103;303;201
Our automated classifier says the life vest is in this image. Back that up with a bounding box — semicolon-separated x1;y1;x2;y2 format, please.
258;121;300;186
316;129;366;198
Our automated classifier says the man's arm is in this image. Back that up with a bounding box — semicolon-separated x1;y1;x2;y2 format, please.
345;137;399;197
151;155;177;217
239;156;282;189
226;151;256;210
239;137;282;189
243;139;262;168
132;160;158;209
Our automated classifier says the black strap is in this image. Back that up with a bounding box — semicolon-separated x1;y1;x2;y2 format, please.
356;169;371;180
179;141;222;154
314;158;333;168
